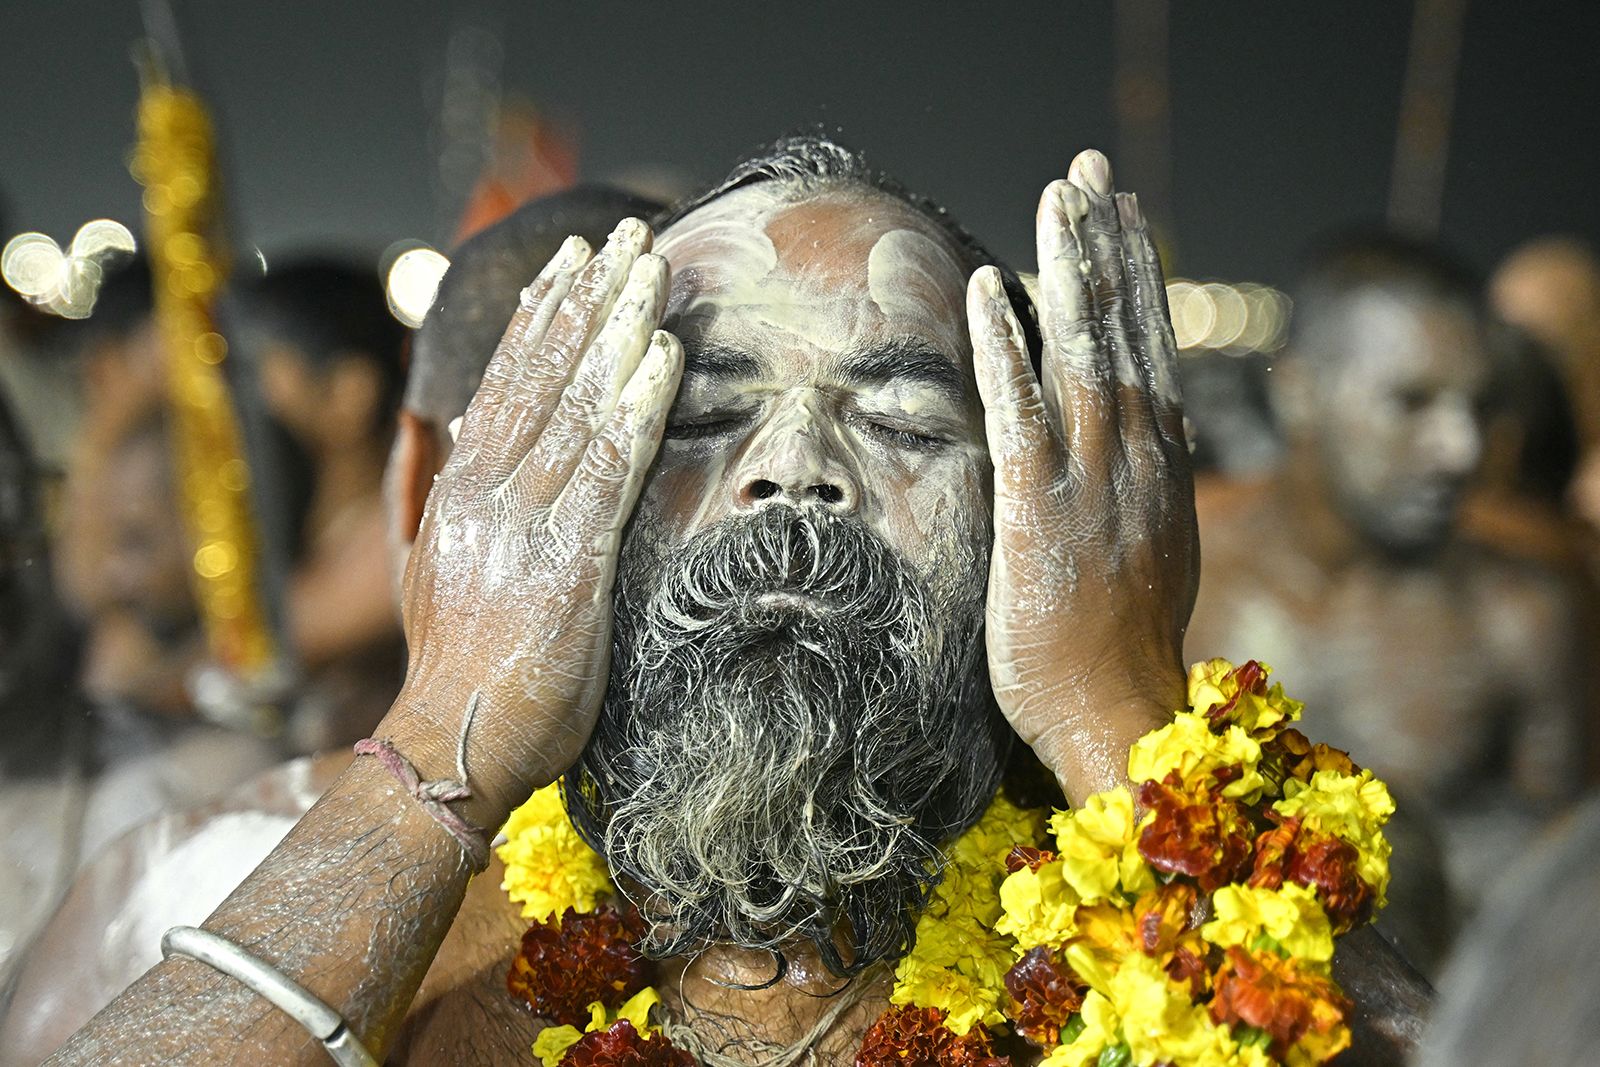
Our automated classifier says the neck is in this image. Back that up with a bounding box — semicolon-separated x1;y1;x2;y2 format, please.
652;939;889;1063
1273;449;1372;577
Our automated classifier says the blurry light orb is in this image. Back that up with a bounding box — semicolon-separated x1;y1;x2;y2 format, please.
1201;282;1248;350
2;233;67;298
1168;280;1218;350
386;247;450;328
69;218;137;260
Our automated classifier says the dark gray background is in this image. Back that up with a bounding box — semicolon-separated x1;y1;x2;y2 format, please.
2;0;1595;286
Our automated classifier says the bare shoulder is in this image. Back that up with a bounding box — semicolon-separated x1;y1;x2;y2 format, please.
387;854;536;1064
1454;538;1593;660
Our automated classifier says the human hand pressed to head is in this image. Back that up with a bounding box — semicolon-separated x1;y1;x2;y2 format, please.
967;150;1198;803
384;219;683;823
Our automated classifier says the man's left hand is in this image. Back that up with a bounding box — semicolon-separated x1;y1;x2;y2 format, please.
966;149;1198;802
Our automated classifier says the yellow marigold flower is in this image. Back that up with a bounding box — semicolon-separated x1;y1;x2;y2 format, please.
498;781;613;922
997;859;1081;951
1202;883;1335;964
1187;658;1304;737
1061;948;1250;1067
890;954;1006;1035
531;988;663;1065
947;790;1048;871
1038;989;1117;1067
1274;769;1395;900
1127;711;1266;801
1050;789;1156;904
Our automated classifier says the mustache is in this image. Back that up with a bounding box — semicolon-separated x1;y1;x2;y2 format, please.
636;504;917;639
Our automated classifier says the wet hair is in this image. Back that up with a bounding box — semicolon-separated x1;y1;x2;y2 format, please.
1288;231;1484;366
406;186;666;436
654;133;1041;362
233;256;408;431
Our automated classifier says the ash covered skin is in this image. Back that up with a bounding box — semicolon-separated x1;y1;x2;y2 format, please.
565;183;1009;974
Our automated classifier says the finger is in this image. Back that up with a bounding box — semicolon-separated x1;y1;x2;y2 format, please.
545;330;684;565
968;265;1061;496
453;234;593;449
480;218;652;466
512;252;670;500
1117;193;1185;442
1036;179;1116;451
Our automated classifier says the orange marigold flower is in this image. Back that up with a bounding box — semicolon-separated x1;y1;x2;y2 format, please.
1005;845;1058;874
1210;946;1352;1062
1136;773;1254;892
1003;946;1086;1046
1261;729;1358;792
1248;817;1375;933
1166;944;1212;1000
562;1019;696;1067
507;907;647;1027
855;1006;1011;1067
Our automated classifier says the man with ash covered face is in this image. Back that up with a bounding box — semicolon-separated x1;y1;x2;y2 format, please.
47;139;1426;1065
1187;235;1593;939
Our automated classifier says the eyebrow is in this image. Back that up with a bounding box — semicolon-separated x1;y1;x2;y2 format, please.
681;342;765;383
835;338;968;408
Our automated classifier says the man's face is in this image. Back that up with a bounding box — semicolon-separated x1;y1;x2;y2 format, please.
636;182;992;584
1310;289;1489;554
568;183;1009;972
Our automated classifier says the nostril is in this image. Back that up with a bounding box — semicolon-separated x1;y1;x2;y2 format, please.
811;484;844;505
747;479;781;502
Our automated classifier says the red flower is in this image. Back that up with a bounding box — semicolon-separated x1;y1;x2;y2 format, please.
1248;817;1375;932
507;907;647;1027
855;1006;1010;1067
1004;846;1058;874
1136;773;1253;892
1260;729;1357;789
562;1020;696;1067
1004;946;1086;1046
1210;946;1352;1061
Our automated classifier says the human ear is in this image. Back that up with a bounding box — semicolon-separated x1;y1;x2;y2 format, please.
386;410;445;546
1268;353;1317;435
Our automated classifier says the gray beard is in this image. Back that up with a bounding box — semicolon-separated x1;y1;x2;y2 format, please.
565;505;1008;976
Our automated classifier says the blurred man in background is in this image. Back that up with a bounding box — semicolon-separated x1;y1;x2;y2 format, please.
234;257;408;749
1186;234;1594;963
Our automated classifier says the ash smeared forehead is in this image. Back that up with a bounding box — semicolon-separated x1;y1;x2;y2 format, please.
654;183;972;356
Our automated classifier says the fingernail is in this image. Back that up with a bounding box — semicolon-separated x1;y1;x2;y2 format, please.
1072;149;1113;197
977;264;1004;300
556;234;590;270
1116;192;1141;229
610;217;650;247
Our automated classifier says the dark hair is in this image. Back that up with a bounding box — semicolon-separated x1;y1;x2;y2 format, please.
1289;231;1484;361
233;256;408;431
407;186;666;433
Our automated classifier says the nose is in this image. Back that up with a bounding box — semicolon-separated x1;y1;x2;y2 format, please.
731;399;862;514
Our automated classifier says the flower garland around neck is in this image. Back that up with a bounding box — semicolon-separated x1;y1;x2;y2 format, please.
496;659;1394;1067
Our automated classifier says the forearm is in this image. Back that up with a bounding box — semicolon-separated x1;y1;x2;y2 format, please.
49;753;476;1065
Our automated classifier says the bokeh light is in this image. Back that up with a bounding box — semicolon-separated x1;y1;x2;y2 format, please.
384;244;450;328
1166;278;1291;355
2;219;137;318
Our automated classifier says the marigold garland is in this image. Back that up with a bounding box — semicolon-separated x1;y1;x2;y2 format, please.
496;659;1393;1066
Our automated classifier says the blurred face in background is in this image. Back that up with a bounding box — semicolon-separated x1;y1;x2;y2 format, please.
1303;289;1490;554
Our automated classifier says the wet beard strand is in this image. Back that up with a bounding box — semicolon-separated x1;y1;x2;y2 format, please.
566;506;1007;976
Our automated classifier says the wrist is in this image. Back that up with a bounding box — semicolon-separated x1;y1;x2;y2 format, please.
375;681;526;834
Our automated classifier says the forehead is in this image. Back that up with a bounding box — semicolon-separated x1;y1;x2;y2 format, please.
654;183;972;361
1331;288;1488;386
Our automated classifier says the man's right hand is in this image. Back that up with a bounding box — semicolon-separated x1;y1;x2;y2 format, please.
385;218;682;824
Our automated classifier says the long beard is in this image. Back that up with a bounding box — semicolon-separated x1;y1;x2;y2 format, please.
565;505;1008;975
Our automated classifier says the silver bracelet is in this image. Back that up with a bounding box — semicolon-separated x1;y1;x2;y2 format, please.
160;926;379;1067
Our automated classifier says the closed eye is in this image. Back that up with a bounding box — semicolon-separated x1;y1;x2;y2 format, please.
665;410;754;440
856;416;949;451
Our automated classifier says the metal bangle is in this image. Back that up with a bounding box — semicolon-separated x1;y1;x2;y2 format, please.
160;925;378;1067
